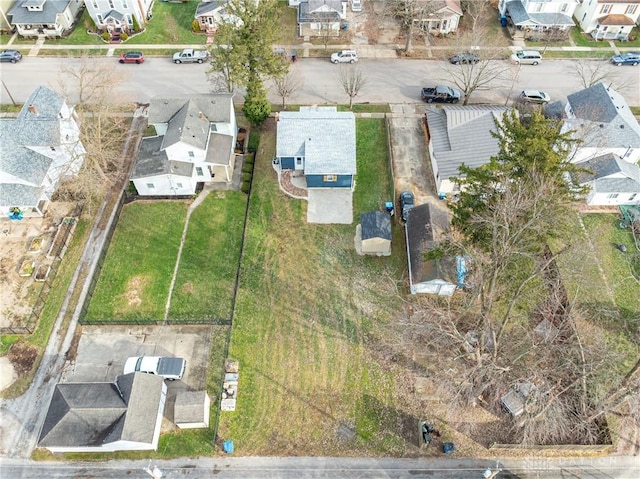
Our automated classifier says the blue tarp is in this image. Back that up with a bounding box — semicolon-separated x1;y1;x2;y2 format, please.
455;255;467;288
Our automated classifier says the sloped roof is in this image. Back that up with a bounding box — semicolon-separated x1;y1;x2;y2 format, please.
577;153;640;193
104;9;124;21
298;0;341;23
149;95;233;125
8;0;71;23
0;183;45;208
565;83;640;149
360;211;392;241
277;107;356;176
598;14;636;26
132;136;193;179
205;131;234;165
196;0;224;17
174;391;209;424
405;203;457;287
505;0;574;26
544;100;566;120
12;86;65;146
38;373;165;449
425;105;509;181
162;99;212;150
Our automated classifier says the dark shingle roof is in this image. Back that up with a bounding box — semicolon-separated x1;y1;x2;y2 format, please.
405;203;457;286
577;153;640;193
148;95;233;124
360;211;392;241
38;373;165;450
196;0;223;17
8;0;71;24
162;99;212;150
132;136;194;179
425;105;509;181
205;132;234;165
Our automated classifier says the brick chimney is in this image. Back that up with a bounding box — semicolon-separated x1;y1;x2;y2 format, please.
28;104;38;115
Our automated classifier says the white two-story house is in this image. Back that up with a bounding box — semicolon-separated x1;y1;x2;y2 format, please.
85;0;152;40
7;0;83;38
0;86;86;217
131;94;237;196
499;0;577;33
574;0;640;40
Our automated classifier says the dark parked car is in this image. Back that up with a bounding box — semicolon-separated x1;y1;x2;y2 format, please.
119;51;145;64
421;85;462;103
448;52;479;64
518;90;550;104
399;191;415;222
0;50;23;63
610;52;640;66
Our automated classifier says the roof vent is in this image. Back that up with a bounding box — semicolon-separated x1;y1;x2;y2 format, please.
620;124;625;129
28;104;38;115
599;124;604;128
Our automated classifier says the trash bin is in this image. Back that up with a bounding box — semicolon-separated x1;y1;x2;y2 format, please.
223;440;234;454
443;442;455;454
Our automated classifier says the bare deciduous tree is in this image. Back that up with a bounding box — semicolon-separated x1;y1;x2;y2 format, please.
56;58;131;204
569;60;611;89
337;65;368;109
385;0;437;53
272;69;303;109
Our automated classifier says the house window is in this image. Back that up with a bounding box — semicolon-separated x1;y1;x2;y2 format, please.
122;0;128;7
50;146;56;151
188;151;195;157
97;14;103;23
323;175;337;182
126;14;133;25
147;183;155;189
561;3;568;12
600;4;612;13
629;193;637;201
535;3;543;12
108;0;114;8
176;182;183;188
582;12;587;21
196;167;204;176
296;157;303;166
627;5;638;14
92;0;98;8
607;193;619;199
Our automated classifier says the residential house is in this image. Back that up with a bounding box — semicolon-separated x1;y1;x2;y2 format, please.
563;83;640;165
355;211;392;256
1;0;15;32
498;0;577;34
297;0;346;38
7;0;82;37
174;391;211;429
0;86;86;217
38;373;167;453
574;0;640;40
131;94;237;196
405;203;459;295
275;106;356;190
575;153;640;205
424;105;510;195
414;0;463;35
195;0;241;34
84;0;152;40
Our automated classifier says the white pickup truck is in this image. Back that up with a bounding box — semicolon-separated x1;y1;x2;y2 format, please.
172;49;209;64
124;356;186;380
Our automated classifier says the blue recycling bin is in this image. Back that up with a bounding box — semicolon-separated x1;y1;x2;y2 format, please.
223;440;234;454
443;442;455;454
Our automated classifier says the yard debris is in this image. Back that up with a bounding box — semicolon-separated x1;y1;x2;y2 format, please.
221;359;239;411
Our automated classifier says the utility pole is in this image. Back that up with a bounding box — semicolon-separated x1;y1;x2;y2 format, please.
1;79;18;106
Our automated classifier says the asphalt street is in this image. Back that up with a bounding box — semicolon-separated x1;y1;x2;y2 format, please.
0;57;638;106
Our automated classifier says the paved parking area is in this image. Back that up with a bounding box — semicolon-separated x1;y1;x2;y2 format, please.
307;189;354;224
64;325;211;391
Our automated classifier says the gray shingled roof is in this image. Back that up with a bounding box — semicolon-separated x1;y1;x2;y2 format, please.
104;9;124;21
277;107;356;176
0;183;45;208
174;391;209;425
425;105;509;181
565;83;640;149
577;153;640;193
360;211;392;241
8;0;71;24
38;373;165;449
148;95;233;124
298;0;342;23
196;0;223;17
132;136;194;179
206;132;234;165
13;86;65;146
544;100;566;120
405;203;457;286
161;99;212;150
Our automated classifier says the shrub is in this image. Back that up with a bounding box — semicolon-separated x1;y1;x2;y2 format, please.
243;164;254;174
101;31;110;41
243;173;252;182
241;182;250;194
120;31;128;41
192;19;201;33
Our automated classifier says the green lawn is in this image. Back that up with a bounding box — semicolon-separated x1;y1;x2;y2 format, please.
126;1;204;45
169;191;247;321
275;0;298;45
570;26;616;48
84;201;188;322
219;118;413;455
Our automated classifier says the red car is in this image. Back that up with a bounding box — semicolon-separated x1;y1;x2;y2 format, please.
119;51;145;64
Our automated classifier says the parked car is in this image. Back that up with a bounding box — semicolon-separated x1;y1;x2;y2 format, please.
124;356;186;380
399;191;415;222
173;48;209;64
421;85;462;103
510;50;542;65
331;50;358;64
119;51;145;64
448;52;479;64
351;0;362;11
610;52;640;66
518;90;550;104
0;50;23;63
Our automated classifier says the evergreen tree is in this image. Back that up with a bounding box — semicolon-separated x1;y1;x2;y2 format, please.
242;80;271;126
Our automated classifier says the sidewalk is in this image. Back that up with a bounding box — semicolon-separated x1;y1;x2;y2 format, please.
2;32;636;59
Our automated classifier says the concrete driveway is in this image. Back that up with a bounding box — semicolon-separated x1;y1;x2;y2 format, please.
64;325;211;390
307;189;353;224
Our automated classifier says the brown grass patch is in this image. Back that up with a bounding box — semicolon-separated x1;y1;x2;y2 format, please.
124;275;147;308
7;341;39;375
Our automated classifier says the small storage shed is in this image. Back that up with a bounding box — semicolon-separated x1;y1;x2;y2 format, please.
356;211;392;256
501;382;536;417
174;391;210;429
